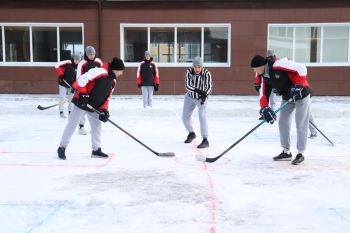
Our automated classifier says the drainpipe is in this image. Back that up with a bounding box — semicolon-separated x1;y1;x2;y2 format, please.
97;0;102;57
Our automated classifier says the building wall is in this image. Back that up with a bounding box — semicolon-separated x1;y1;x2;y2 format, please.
0;1;350;95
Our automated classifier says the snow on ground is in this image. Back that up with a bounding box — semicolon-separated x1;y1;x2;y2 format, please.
0;94;350;233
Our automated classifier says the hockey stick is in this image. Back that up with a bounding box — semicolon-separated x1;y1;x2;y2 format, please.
87;104;175;157
196;100;291;163
37;80;74;110
37;99;68;110
309;121;334;146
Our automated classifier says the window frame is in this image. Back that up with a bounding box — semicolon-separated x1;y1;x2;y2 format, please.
0;22;84;67
120;23;231;67
268;22;350;67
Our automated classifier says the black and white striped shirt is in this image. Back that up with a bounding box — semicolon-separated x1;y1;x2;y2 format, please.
185;67;213;99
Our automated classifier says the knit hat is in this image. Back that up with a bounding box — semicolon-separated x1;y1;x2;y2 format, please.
192;56;203;67
85;46;96;56
109;57;125;71
145;50;151;57
250;55;267;68
266;50;275;57
72;52;82;61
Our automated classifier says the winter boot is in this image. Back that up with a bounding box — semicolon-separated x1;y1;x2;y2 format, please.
78;125;87;135
309;132;317;139
184;132;196;143
91;148;109;158
197;138;209;148
57;147;66;160
292;153;305;165
273;151;292;161
60;111;66;119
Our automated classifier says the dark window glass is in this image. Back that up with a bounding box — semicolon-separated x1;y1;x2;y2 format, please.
33;27;57;62
59;27;83;61
124;28;147;62
204;27;228;63
5;26;30;62
177;28;201;63
150;27;174;63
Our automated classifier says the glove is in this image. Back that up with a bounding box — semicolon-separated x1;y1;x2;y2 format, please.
98;109;109;122
259;107;277;124
78;93;89;108
70;87;76;94
194;88;207;104
254;83;261;92
138;84;141;88
154;84;159;92
291;84;303;102
194;88;207;97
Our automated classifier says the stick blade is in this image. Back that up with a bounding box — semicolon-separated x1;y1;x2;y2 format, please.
157;152;175;157
37;105;46;110
195;154;218;163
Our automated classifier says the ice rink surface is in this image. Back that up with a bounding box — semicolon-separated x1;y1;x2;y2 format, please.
0;94;350;233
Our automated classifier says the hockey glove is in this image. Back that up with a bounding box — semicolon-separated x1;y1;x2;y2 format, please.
291;84;303;102
98;109;109;123
259;106;277;124
254;83;261;92
138;84;141;88
78;93;90;108
154;84;159;92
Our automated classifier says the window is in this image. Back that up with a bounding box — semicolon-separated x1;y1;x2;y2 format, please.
121;24;231;67
177;27;201;63
33;26;57;62
0;26;3;62
5;26;30;62
124;27;147;62
59;27;83;61
0;23;83;66
150;27;174;63
268;23;350;66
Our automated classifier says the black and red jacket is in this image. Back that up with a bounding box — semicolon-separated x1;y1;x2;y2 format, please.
137;58;160;86
72;64;116;112
55;59;77;88
259;58;311;107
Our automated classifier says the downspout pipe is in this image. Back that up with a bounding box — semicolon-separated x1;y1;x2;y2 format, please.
97;0;102;58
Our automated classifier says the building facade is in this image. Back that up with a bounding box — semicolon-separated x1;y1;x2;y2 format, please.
1;0;350;95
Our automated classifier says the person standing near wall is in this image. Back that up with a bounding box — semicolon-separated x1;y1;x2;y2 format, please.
57;57;125;160
55;52;81;118
136;50;160;108
74;46;103;135
182;57;213;149
250;54;311;165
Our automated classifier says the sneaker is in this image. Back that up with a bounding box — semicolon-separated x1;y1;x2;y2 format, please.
91;148;109;158
184;132;196;143
273;151;292;161
78;125;87;135
309;133;317;139
60;112;66;119
292;153;305;165
197;138;209;148
57;147;66;160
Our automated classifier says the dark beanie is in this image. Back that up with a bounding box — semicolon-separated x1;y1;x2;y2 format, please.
250;55;267;68
109;57;125;71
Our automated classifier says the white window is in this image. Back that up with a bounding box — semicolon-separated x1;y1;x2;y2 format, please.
268;23;350;66
121;23;231;67
0;23;83;67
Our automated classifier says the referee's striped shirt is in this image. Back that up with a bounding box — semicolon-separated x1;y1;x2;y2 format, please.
185;67;213;99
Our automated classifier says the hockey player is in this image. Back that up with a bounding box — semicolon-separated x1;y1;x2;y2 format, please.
136;50;160;108
182;57;213;148
57;57;125;160
250;54;311;165
54;52;81;118
74;46;103;135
